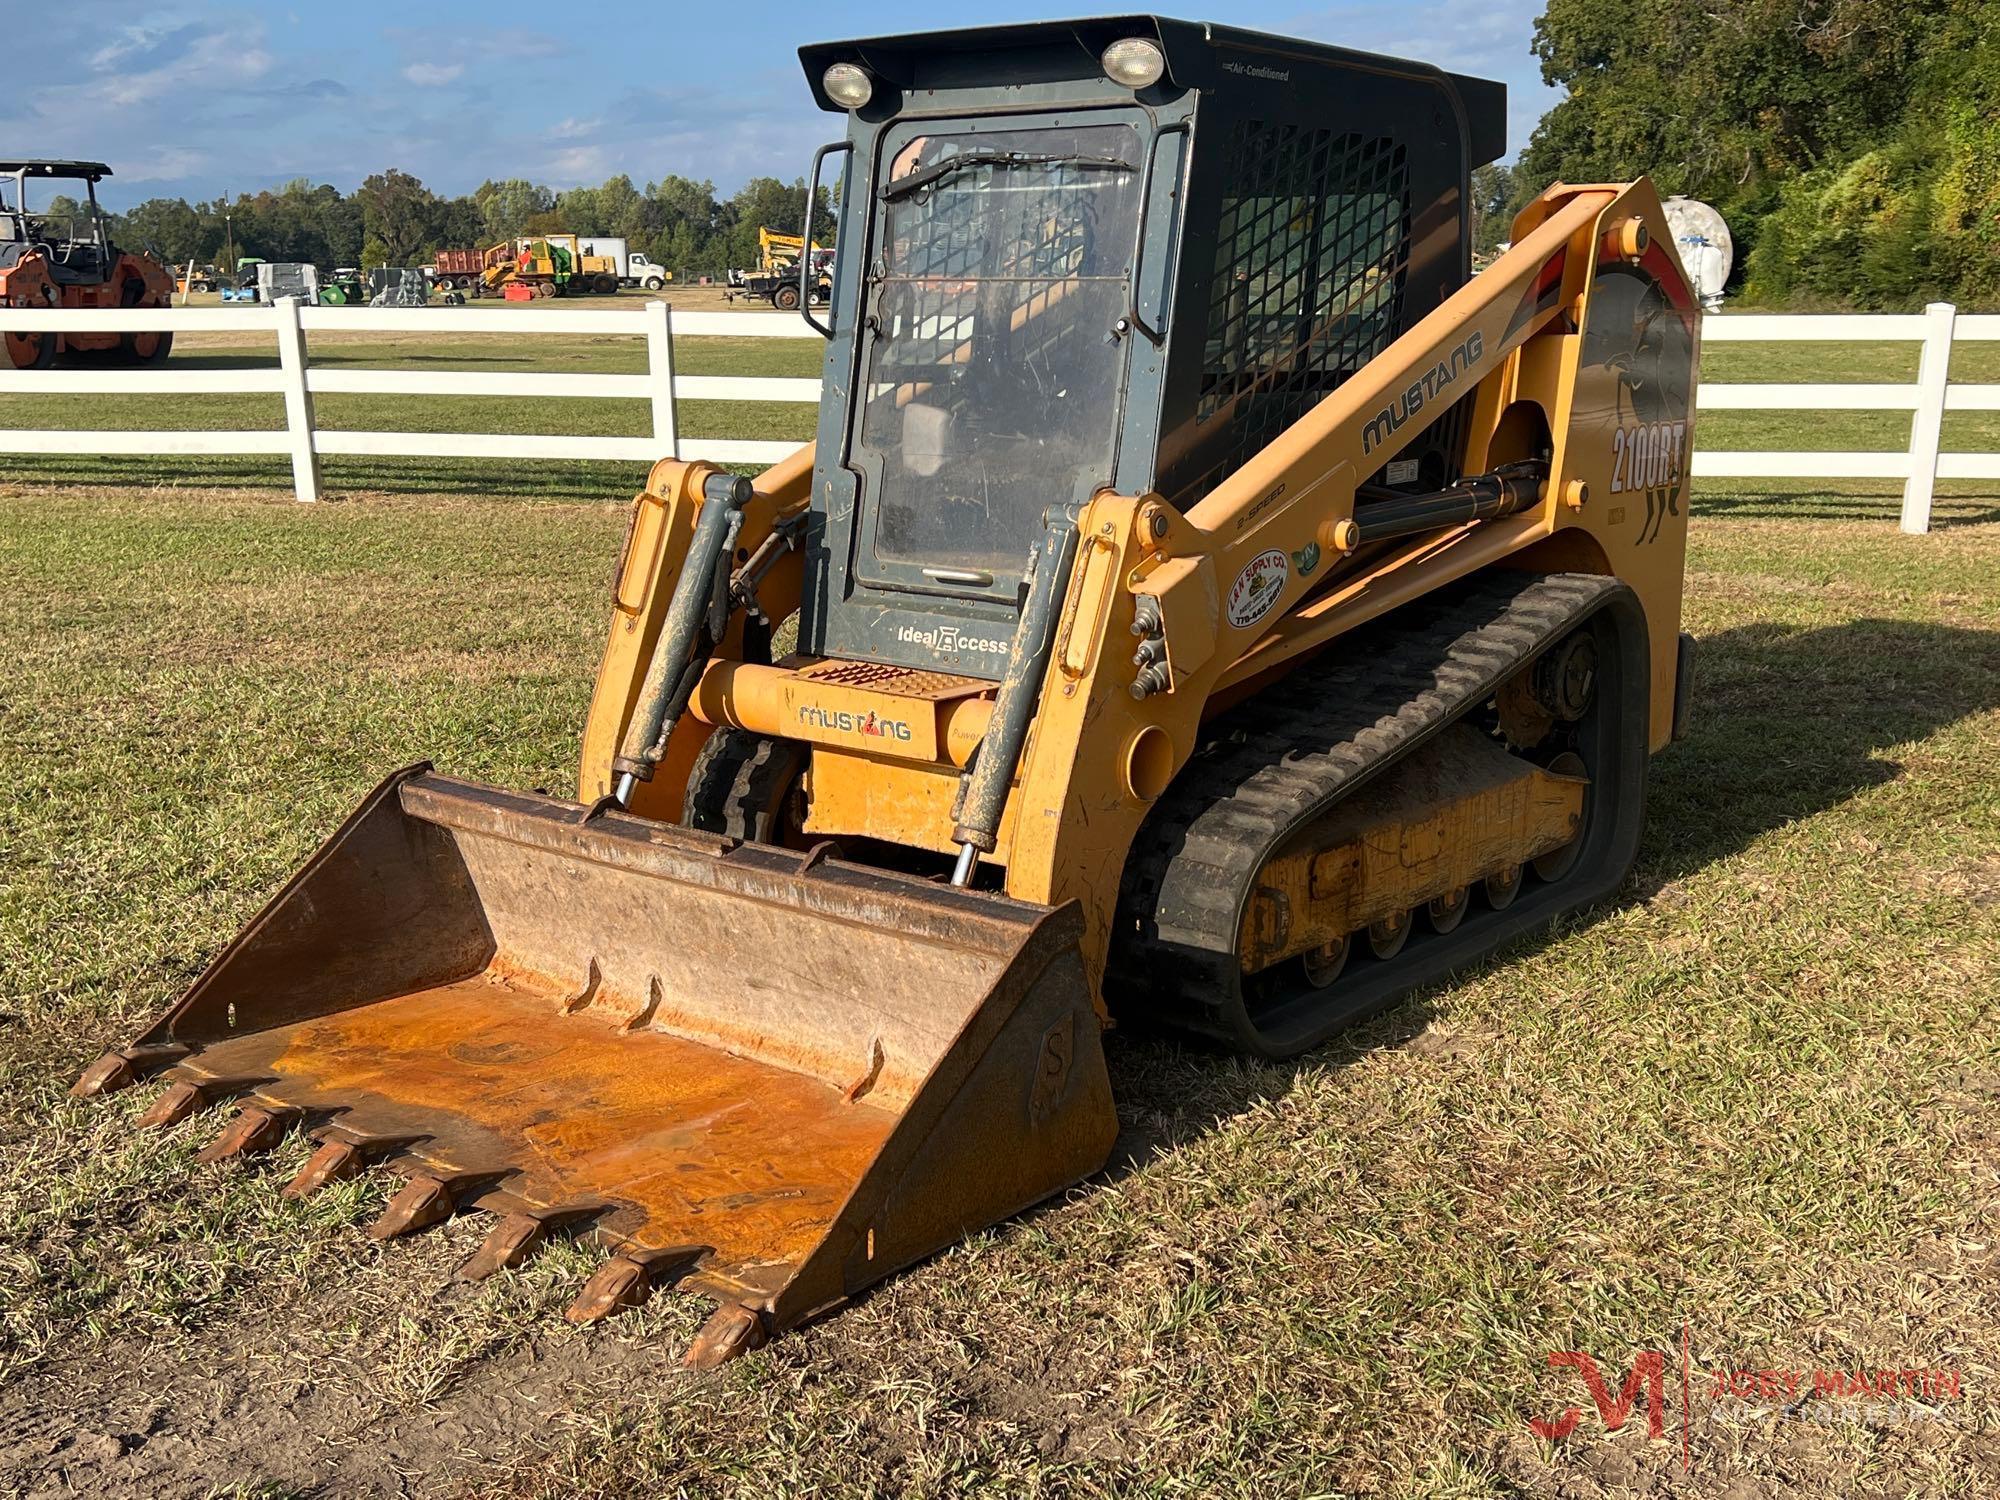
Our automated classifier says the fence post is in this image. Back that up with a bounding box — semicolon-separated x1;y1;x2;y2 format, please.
1901;300;1955;535
273;297;321;503
645;298;679;460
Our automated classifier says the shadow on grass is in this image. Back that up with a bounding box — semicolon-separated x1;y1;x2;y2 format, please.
1102;616;2000;1171
1693;485;2000;525
153;351;278;371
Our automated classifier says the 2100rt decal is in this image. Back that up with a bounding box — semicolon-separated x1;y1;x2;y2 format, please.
1610;419;1687;544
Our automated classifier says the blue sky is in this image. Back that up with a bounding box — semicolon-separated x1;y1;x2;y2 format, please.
14;3;1555;211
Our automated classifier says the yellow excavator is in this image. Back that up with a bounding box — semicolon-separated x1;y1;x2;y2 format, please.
756;227;814;268
74;19;1699;1370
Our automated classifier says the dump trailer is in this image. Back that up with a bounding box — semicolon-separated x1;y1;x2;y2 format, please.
431;247;484;291
76;18;1699;1370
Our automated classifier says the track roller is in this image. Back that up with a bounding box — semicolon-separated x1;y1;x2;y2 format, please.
1366;911;1412;960
1425;886;1471;934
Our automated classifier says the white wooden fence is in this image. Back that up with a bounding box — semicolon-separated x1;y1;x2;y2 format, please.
1695;303;2000;533
1;298;1996;533
0;299;813;503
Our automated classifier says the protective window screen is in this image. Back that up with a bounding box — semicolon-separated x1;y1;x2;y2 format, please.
858;123;1143;577
1198;123;1411;473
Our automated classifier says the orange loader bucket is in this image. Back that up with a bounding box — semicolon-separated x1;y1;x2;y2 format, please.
74;766;1116;1366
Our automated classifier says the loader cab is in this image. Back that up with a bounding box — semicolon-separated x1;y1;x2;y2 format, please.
794;17;1504;680
0;161;117;283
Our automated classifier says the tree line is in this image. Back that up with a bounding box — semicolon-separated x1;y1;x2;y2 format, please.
51;2;1997;311
63;171;836;282
1496;0;1998;308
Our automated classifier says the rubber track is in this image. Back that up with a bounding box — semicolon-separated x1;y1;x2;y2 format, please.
1113;571;1625;1044
683;727;805;842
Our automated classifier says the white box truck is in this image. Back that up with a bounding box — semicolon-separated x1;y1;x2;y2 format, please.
576;238;673;290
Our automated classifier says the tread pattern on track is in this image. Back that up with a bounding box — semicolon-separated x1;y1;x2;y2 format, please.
683;728;805;843
1113;570;1623;1043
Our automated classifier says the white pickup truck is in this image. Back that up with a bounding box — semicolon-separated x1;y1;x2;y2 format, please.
576;237;673;290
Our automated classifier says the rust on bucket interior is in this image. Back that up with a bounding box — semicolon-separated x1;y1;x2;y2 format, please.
79;765;1116;1359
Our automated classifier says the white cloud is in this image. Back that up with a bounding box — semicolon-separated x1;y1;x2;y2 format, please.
117;146;211;183
402;61;464;87
4;6;361;203
381;24;565;63
476;27;564;61
88;21;189;71
545;145;608;180
81;18;273;109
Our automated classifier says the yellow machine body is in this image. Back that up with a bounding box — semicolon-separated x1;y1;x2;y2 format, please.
581;182;1697;993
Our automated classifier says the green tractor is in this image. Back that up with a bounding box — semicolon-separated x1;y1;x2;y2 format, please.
318;268;365;305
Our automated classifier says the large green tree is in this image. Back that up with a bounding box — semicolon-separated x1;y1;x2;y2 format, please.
121;198;208;265
355;170;442;266
476;178;555;241
1469;163;1517;254
1516;0;1998;306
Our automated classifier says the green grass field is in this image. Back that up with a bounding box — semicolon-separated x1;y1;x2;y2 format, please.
0;326;1996;1496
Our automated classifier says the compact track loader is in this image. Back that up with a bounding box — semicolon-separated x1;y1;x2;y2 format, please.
76;18;1700;1368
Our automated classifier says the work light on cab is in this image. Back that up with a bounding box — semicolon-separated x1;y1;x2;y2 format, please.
822;62;873;108
1101;37;1166;88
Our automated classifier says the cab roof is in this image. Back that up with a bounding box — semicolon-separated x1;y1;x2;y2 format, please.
0;160;113;181
798;16;1506;166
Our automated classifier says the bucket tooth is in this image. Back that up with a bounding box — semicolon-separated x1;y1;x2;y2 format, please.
454;1212;548;1282
368;1173;457;1240
565;1254;650;1324
71;1044;189;1098
685;1303;769;1371
136;1078;221;1130
564;1246;705;1325
73;1052;141;1099
283;1137;369;1199
194;1103;296;1165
